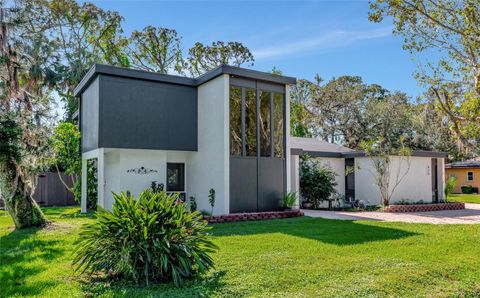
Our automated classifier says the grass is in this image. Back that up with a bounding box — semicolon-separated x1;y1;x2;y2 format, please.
448;193;480;204
2;207;480;297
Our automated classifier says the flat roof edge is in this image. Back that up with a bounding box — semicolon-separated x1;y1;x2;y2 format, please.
74;64;197;96
291;148;448;159
74;64;297;96
195;65;297;86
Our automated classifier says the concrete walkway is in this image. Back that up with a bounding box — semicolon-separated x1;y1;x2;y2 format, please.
302;203;480;224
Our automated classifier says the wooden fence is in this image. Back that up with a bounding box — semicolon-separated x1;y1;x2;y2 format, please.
0;172;77;208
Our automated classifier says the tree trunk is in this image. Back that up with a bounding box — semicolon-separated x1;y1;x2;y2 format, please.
5;193;47;229
0;161;47;229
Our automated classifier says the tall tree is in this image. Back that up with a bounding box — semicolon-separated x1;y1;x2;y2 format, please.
369;0;480;154
30;0;128;121
128;26;185;74
187;41;254;76
0;3;55;228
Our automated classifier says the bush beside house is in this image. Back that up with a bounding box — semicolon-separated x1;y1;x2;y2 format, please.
73;190;217;287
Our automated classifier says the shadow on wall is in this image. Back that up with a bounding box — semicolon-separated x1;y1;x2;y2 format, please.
209;217;419;245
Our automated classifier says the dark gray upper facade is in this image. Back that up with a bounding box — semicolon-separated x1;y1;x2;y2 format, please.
77;64;296;153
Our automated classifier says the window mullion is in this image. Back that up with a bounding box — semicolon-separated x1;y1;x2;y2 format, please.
270;92;274;158
241;88;246;157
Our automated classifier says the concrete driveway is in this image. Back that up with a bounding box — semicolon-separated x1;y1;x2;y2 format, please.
302;203;480;224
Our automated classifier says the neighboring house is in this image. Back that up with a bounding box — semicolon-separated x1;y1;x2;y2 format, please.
290;137;447;206
445;160;480;193
76;64;447;214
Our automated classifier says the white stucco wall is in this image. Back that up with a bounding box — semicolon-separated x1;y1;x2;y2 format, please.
316;157;345;197
187;75;229;215
101;149;189;210
354;156;442;205
290;155;300;208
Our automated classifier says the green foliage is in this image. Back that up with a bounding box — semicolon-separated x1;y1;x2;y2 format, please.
282;192;297;209
86;159;98;210
444;177;457;202
72;190;217;287
208;188;215;215
52;122;81;175
299;155;337;209
189;196;197;212
461;185;473;194
369;0;480;154
128;26;185;74
52;122;81;201
187;41;254;76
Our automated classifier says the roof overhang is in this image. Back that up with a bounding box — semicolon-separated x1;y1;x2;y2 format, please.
74;64;297;97
291;148;448;158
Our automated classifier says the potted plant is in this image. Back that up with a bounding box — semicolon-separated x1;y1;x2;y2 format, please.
282;192;297;210
302;199;313;209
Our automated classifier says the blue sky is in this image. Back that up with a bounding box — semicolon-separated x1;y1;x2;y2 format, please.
91;0;424;99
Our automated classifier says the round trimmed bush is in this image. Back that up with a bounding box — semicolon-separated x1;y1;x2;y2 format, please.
73;190;217;286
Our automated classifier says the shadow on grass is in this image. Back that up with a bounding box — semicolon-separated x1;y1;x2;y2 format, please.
0;226;64;296
80;270;227;297
210;216;418;245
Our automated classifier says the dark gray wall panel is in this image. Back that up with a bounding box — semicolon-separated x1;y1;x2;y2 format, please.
258;158;284;211
99;75;197;151
230;157;258;213
81;77;99;152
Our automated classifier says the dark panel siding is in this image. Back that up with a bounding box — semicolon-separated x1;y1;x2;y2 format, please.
99;75;197;151
230;157;258;213
81;77;99;152
258;158;284;211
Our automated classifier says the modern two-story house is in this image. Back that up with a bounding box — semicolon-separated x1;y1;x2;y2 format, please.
76;64;296;214
77;64;447;214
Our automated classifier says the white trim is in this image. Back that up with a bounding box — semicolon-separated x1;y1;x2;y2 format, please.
285;84;291;193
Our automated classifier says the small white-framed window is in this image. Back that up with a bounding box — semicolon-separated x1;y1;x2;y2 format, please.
467;171;474;181
449;174;457;179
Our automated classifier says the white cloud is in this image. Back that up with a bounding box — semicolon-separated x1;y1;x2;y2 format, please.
252;26;393;60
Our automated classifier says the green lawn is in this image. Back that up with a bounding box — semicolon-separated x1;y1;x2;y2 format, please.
2;207;480;297
448;193;480;204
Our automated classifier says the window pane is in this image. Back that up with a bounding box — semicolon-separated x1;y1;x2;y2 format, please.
259;91;271;157
273;92;284;157
468;172;474;181
245;89;257;156
229;86;242;156
167;163;184;191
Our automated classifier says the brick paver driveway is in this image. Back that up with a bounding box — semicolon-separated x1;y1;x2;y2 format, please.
302;203;480;224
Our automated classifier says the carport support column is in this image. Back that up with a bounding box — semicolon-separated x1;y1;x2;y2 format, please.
81;158;87;213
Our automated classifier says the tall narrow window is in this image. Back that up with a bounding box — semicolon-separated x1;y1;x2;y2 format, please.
167;163;185;192
273;92;284;157
245;89;257;156
229;86;242;156
468;171;474;181
259;91;271;157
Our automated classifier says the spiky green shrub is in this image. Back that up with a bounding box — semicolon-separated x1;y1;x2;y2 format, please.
72;190;217;286
282;192;297;209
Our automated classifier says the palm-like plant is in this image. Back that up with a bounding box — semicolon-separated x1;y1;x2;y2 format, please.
73;190;217;286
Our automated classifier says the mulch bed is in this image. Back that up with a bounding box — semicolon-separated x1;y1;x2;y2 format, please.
203;210;304;224
384;202;465;213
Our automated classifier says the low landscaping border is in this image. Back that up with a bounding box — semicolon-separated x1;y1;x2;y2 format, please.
385;202;465;213
204;210;304;223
